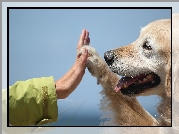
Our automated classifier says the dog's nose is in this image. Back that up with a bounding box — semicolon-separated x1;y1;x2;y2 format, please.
104;50;114;66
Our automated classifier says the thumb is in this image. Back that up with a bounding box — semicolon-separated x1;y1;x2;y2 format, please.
78;48;88;67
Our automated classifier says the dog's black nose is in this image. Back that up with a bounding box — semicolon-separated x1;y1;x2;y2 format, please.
104;50;114;66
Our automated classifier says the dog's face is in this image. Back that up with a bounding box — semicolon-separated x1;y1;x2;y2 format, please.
104;19;171;97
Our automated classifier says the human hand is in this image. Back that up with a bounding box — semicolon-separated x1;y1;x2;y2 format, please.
55;29;90;99
75;29;90;73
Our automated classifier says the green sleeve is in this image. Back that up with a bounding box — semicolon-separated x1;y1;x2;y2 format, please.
9;76;58;126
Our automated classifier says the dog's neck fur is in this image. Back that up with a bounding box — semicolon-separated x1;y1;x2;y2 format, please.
97;65;159;126
100;68;171;126
157;59;171;126
157;94;171;126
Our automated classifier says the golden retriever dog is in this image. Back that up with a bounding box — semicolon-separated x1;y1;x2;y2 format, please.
78;14;176;126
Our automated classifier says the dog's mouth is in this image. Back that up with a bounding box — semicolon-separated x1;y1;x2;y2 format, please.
114;72;161;96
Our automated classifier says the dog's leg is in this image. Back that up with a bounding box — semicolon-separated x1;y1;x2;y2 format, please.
79;45;159;126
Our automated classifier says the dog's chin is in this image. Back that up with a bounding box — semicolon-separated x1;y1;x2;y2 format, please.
113;72;161;97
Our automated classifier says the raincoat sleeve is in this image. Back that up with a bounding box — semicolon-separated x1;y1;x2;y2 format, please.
9;76;58;126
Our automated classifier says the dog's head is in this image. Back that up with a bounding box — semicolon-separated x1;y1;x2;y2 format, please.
104;19;171;97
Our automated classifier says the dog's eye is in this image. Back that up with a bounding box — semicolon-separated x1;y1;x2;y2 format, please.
142;41;152;50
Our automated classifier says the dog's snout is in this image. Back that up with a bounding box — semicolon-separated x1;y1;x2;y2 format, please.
104;50;114;66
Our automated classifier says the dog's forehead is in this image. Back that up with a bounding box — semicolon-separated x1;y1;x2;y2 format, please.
140;19;171;34
139;19;171;50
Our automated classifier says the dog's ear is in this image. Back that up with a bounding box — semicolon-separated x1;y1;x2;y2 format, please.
165;57;171;98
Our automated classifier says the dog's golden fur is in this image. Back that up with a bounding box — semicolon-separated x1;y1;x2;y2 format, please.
78;14;176;126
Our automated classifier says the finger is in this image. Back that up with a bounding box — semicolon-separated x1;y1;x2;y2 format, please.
84;30;90;45
87;37;90;45
78;48;88;68
82;48;88;66
85;30;89;39
77;29;86;51
84;37;90;45
86;31;90;45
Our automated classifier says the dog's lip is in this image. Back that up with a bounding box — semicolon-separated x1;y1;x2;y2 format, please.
114;72;160;94
114;75;145;92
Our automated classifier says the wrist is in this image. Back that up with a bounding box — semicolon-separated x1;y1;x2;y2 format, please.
55;65;81;99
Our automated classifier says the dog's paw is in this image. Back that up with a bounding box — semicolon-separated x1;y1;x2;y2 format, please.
80;46;110;85
87;56;109;85
77;45;99;57
77;45;110;85
77;45;99;58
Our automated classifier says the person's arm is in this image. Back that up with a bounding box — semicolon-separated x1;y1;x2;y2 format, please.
55;48;88;99
9;29;90;126
55;29;89;99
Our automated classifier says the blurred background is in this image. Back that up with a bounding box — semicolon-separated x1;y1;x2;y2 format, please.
9;8;171;126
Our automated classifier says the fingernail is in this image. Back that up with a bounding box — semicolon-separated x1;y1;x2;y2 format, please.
82;29;85;33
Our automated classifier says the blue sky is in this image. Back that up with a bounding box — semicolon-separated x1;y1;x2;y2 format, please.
9;8;171;126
